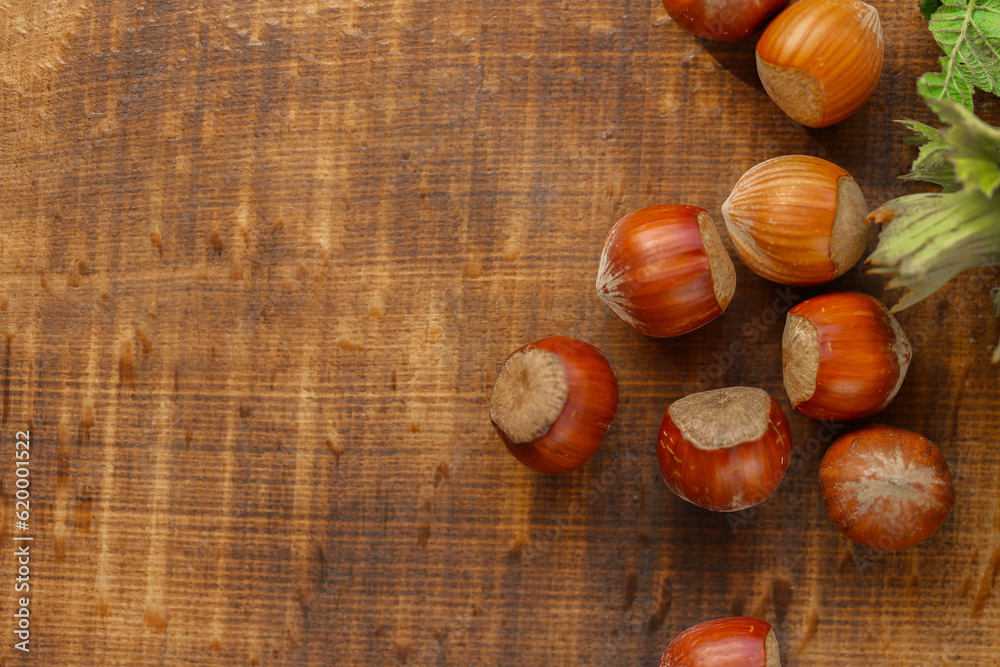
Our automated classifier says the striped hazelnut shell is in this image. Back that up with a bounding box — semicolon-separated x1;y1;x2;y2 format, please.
783;292;912;421
660;617;782;667
596;205;736;337
662;0;789;42
490;336;619;474
722;155;870;286
657;387;792;512
756;0;883;128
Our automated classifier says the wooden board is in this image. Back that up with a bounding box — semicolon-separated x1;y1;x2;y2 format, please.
1;0;998;664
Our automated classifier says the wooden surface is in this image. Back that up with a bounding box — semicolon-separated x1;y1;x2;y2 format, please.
1;0;998;664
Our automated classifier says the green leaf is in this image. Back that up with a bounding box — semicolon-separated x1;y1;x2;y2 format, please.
918;57;975;109
922;0;944;20
900;119;946;146
891;0;1000;360
927;0;1000;99
896;119;959;189
927;97;1000;196
867;189;1000;311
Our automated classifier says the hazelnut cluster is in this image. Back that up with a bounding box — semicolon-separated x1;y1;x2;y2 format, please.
487;1;955;663
662;0;884;128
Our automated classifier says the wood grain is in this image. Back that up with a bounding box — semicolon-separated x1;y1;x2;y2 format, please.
1;0;998;664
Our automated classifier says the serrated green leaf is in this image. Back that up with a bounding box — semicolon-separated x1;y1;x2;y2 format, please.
922;0;944;20
867;189;1000;311
927;97;1000;196
896;119;959;189
899;119;944;145
928;0;1000;98
894;0;1000;361
918;57;976;109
